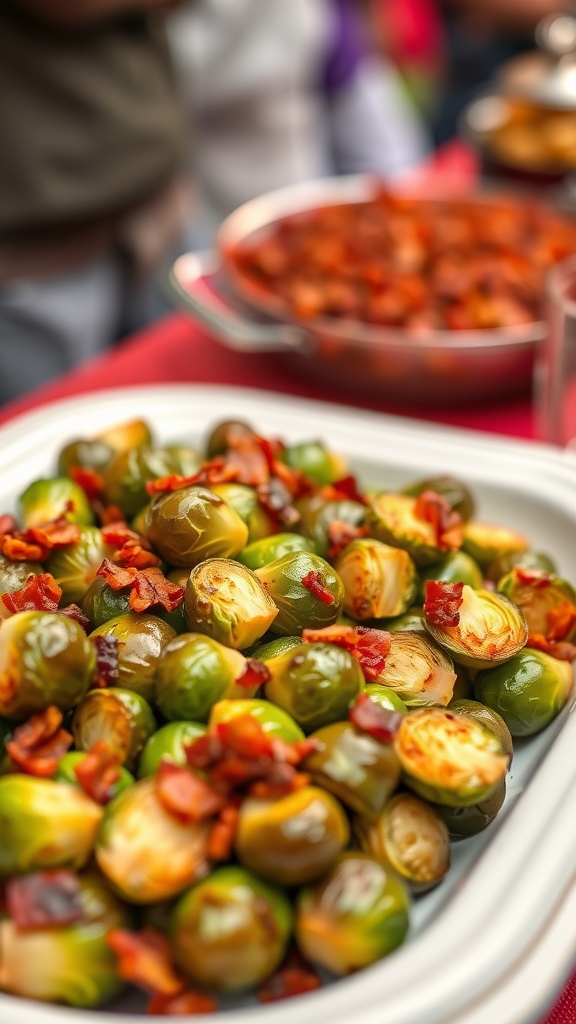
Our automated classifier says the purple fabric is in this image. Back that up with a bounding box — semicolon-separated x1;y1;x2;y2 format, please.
322;0;369;94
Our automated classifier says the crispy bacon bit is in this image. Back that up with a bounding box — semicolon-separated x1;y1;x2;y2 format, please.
527;633;576;661
114;544;162;570
270;459;308;498
236;658;271;689
101;522;145;548
547;601;576;642
107;928;184;997
327;519;370;559
96;560;184;614
6;706;72;777
414;490;463;550
423;580;464;629
97;558;138;590
74;740;122;804
515;568;551;589
301;570;334;605
256;477;300;529
92;634;120;688
349;693;403;744
0;535;46;561
257;948;322;1003
0;514;81;563
6;871;85;931
147;990;218;1016
302;624;391;681
325;474;366;505
0;514;17;535
69;466;105;502
2;572;62;614
58;603;91;631
99;505;126;526
156;761;226;823
206;805;240;861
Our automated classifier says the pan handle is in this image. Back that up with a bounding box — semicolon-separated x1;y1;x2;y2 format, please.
168;250;312;353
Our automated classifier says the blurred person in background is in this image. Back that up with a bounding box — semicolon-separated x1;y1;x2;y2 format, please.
169;0;430;248
0;0;188;405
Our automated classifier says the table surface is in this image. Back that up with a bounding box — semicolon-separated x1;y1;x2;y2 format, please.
0;309;572;1023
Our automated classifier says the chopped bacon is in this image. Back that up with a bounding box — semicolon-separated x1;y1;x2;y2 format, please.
527;633;576;661
514;568;551;589
99;504;126;526
107;928;183;997
101;522;145;548
414;490;463;551
97;559;138;590
325;474;367;505
235;658;271;689
0;535;46;561
257;948;322;1003
327;519;370;559
2;572;61;614
6;871;85;931
97;560;184;613
148;990;218;1016
114;544;163;570
156;761;226;823
74;740;122;804
206;805;240;861
349;692;403;744
256;477;300;529
92;634;120;688
69;466;105;503
423;580;464;628
301;570;334;605
6;706;72;777
146;459;238;495
547;601;576;642
0;514;80;563
57;603;91;632
0;514;17;535
302;624;391;681
270;459;308;498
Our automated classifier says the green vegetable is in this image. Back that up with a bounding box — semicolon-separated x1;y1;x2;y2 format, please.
474;648;574;736
155;633;257;722
90;613;177;704
18;477;94;527
71;687;156;770
264;641;365;732
145;485;248;567
254;551;344;635
425;585;528;670
304;721;401;819
184;558;278;649
138;721;207;778
334;539;417;620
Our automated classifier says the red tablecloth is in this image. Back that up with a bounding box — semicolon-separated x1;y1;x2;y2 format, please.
0;311;572;1023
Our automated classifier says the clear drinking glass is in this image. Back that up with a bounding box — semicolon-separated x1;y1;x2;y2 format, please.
537;255;576;448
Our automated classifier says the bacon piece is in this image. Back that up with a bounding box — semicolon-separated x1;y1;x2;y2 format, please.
257;948;322;1003
349;692;403;743
327;519;370;559
92;634;120;688
423;580;464;629
6;706;72;777
302;624;391;681
147;990;218;1015
325;474;367;505
99;504;126;526
68;466;105;502
0;514;17;535
97;559;138;590
301;570;334;605
74;740;122;804
256;477;300;529
0;535;46;561
6;871;85;931
107;928;183;997
101;522;146;548
514;568;551;589
206;805;240;861
114;544;162;570
547;601;576;642
527;633;576;661
58;604;91;632
235;658;271;689
413;490;463;551
2;572;62;614
129;568;185;614
156;761;226;823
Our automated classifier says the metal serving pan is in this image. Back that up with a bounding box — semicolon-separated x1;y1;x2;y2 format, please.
1;384;576;1024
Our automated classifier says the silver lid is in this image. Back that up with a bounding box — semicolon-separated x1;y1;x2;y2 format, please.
498;13;576;109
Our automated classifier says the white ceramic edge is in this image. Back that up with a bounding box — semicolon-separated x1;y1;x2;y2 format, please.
1;384;575;1024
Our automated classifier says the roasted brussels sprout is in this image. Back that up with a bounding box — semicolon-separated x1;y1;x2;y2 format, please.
296;853;410;975
474;649;574;737
334;539;417;620
354;791;451;892
497;568;576;642
235;786;350;886
171;866;293;992
90;613;177;703
485;549;557;585
448;698;514;766
0;874;130;1007
82;577;131;630
185;558;278;649
72;688;156;770
103;446;180;519
416;551;483;603
366;492;461;567
0;553;42;618
209;483;274;543
424;584;529;670
462;521;529;569
208;699;304;743
249;635;302;661
0;777;102;875
383;607;428;634
374;631;456;707
264;642;365;732
395;707;508;807
296;498;366;560
205;418;254;458
254;551;344;635
403;474;475;523
137;721;207;778
55;752;134;798
18;477;94;528
145;485;249;567
96;776;210;903
57;437;115;477
155;633;257;722
0;611;96;720
304;721;401;819
364;684;408;713
237;532;316;571
96;418;153;454
46;527;115;605
434;778;507;838
281;439;347;485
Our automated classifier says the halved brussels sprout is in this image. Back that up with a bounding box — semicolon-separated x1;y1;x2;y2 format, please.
145;485;248;567
364;684;408;714
264;642;365;733
462;521;529;569
0;610;96;720
497;568;576;642
254;551;344;635
373;631;456;707
0;553;42;619
474;649;574;737
354;791;451;892
155;633;256;722
90;613;177;704
448;698;514;766
18;477;94;528
96;418;153;454
137;721;207;778
334;539;417;620
416;551;483;603
434;778;507;838
281;440;347;485
209;483;275;543
395;707;508;807
170;866;293;992
367;492;462;567
295;498;366;560
208;699;304;743
296;853;410;975
185;558;278;649
57;437;115;477
237;532;316;571
485;549;557;585
235;786;350;886
304;721;401;819
72;688;156;770
46;526;115;605
103;446;180;519
402;474;475;523
55;752;135;798
96;776;210;903
0;874;130;1007
425;585;528;670
0;777;102;875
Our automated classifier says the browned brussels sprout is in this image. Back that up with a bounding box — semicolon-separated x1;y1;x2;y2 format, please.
254;551;344;635
434;778;507;838
46;526;115;605
145;485;248;567
18;477;94;528
296;498;366;559
96;418;153;454
264;642;365;732
296;853;410;975
403;474;475;522
170;866;293;992
474;648;574;737
103;446;180;519
395;707;508;807
448;698;514;766
235;786;350;886
334;539;417;620
209;483;275;543
485;549;557;585
205;418;254;458
416;550;483;603
424;584;528;670
71;688;156;770
155;633;258;722
90;612;177;703
366;492;462;567
304;720;401;818
184;558;278;649
57;437;115;477
374;631;456;707
462;521;529;569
